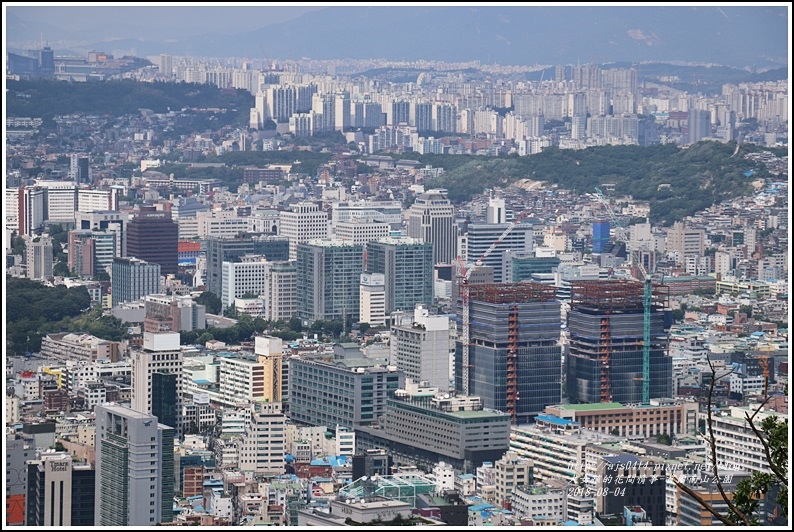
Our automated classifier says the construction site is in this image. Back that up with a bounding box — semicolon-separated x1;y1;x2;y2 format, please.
455;282;562;424
566;280;673;405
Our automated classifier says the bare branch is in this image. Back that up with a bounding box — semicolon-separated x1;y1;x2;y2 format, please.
704;355;752;525
744;410;787;486
671;476;736;526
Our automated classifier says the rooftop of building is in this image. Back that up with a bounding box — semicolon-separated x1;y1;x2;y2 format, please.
556;402;624;411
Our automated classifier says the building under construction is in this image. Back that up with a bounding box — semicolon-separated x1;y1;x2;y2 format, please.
455;282;561;424
566;280;672;405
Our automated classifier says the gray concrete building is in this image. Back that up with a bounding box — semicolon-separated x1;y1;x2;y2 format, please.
288;356;404;428
94;404;175;526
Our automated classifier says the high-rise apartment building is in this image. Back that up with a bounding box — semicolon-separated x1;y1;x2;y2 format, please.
407;189;456;265
566;280;672;404
126;206;178;275
111;257;160;307
296;239;364;324
687;109;711;144
158;53;173;77
367;237;434;314
455;283;562;423
94;404;174;525
279;202;330;261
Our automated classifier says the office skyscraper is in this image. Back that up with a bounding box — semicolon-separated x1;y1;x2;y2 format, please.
566;280;672;404
126;206;178;275
70;155;90;184
454;283;562;423
94;404;175;525
205;234;289;298
26;236;53;280
297;239;364;325
391;305;450;390
367;237;434;314
279;201;329;261
132;332;183;432
592;220;611;254
360;273;387;327
407;189;456;265
461;223;534;284
111;257;160;307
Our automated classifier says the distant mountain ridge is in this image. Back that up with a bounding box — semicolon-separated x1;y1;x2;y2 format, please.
8;6;789;68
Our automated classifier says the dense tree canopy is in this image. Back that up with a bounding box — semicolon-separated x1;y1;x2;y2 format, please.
6;277;92;355
6;79;253;126
424;141;773;225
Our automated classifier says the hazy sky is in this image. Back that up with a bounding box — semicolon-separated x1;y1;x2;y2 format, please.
7;4;323;38
5;4;789;67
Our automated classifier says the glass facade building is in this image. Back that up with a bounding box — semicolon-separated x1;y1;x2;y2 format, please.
454;283;562;424
367;237;433;314
592;220;611;254
296;239;364;324
566;280;672;405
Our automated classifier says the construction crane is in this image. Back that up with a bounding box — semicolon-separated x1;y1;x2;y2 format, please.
755;344;775;398
594;187;653;404
459;209;532;397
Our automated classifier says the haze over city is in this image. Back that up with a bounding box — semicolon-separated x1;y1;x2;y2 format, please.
4;3;791;529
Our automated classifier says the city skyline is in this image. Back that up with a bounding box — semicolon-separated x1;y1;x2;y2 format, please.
3;2;789;528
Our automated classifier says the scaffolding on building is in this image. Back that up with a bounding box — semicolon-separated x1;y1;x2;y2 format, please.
570;280;669;314
568;280;671;404
469;281;557;304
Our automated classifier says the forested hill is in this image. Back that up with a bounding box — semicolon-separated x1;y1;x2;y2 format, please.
6;79;254;122
424;141;781;226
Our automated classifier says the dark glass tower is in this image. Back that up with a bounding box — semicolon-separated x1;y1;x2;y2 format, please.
592;220;611;254
454;282;562;424
152;371;178;429
566;280;672;405
126;206;178;275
